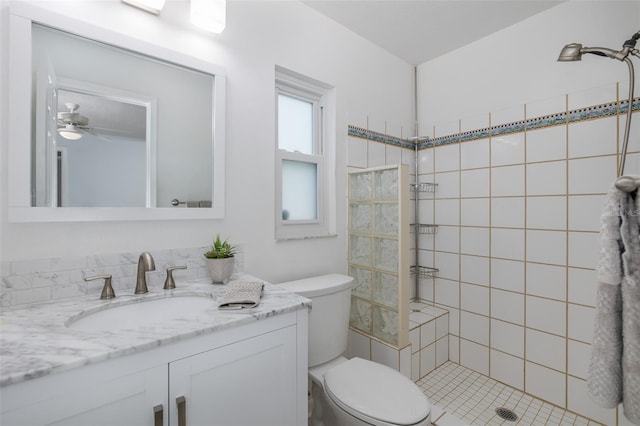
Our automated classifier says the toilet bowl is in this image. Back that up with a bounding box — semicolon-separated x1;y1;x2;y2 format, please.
277;274;431;426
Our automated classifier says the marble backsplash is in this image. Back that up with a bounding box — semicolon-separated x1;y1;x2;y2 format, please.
0;246;244;308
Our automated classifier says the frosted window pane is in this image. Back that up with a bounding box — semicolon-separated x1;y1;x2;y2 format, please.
282;160;317;221
278;94;313;154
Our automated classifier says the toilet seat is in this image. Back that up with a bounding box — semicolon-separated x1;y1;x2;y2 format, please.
324;357;430;425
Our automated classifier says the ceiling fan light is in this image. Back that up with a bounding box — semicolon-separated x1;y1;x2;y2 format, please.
58;127;83;140
191;0;226;34
121;0;166;15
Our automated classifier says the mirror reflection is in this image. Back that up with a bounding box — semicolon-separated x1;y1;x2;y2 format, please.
54;90;147;207
31;23;214;209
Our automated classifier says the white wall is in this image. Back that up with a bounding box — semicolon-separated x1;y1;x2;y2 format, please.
0;0;414;283
417;1;639;132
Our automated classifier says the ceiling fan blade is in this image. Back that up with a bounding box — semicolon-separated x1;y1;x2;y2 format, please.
83;128;113;143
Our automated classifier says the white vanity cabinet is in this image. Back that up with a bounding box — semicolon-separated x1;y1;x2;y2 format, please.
169;325;297;425
1;364;168;426
0;311;307;426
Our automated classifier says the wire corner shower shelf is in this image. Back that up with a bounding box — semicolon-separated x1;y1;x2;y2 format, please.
411;265;439;280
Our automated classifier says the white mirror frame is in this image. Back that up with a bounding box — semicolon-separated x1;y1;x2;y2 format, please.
8;2;226;222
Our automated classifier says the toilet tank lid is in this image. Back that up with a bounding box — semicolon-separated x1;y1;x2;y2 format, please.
276;274;354;298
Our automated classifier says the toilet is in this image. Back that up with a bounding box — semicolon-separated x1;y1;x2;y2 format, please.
278;274;431;426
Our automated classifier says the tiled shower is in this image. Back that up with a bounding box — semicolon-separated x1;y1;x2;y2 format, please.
346;82;640;425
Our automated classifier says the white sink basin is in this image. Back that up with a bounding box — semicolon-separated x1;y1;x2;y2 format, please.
67;295;216;332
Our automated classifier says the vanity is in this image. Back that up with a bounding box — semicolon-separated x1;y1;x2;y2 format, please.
2;3;312;423
0;276;310;426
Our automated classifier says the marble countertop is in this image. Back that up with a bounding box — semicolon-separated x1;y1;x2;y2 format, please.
0;274;310;388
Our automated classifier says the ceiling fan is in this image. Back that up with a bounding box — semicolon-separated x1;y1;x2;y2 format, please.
57;102;90;140
56;102;118;141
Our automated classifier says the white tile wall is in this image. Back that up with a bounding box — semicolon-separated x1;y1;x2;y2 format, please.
491;289;524;325
490;258;524;292
526;230;567;265
491;133;525;166
526;161;566;195
460;139;489;170
526;295;566;336
490;319;524;357
460;339;489;375
525;362;566;407
568;267;597;307
460;169;490;197
460;198;489;227
526;196;567;230
526;328;566;371
460;283;489;316
568;117;617;158
491;197;525;228
526;125;567;163
491;228;525;260
490;349;524;390
491;165;525;196
460;255;489;286
460;227;489;256
526;263;566;301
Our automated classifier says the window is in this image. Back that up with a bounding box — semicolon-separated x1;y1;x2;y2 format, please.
275;67;335;239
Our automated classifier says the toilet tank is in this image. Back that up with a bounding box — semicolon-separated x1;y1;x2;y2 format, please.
277;274;354;368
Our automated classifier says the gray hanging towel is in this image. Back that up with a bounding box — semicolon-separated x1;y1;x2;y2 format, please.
588;184;640;425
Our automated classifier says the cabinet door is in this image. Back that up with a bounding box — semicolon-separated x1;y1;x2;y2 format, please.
169;325;297;426
1;365;167;426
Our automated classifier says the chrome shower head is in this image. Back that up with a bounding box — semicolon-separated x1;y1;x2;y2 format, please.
557;43;583;61
557;43;619;61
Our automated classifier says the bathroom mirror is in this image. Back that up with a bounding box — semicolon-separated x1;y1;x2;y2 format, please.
8;3;226;221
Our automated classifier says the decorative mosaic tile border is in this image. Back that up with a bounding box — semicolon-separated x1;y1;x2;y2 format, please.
347;126;415;150
349;97;640;150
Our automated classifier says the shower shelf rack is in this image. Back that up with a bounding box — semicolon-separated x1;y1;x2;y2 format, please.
410;266;439;280
410;182;438;193
411;224;439;234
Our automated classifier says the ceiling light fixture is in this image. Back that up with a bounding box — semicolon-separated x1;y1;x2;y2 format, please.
58;125;83;141
121;0;166;15
191;0;226;34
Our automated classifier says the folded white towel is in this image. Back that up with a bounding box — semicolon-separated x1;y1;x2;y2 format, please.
218;281;264;310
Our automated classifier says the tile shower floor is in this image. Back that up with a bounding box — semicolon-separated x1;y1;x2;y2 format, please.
418;362;602;426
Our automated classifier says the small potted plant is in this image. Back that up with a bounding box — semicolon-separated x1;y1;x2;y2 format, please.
204;234;237;283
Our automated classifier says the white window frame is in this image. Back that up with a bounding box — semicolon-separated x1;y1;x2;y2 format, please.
275;66;336;240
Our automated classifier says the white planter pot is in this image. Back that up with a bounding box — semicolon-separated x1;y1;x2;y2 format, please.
206;257;235;284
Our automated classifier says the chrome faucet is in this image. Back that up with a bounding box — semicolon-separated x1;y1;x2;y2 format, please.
135;252;156;294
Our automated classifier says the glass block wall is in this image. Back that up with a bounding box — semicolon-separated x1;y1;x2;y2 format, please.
348;164;410;348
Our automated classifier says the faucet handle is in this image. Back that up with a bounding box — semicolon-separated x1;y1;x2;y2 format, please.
164;266;187;290
84;274;115;300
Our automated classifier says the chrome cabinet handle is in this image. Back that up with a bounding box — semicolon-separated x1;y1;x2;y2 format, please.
153;404;163;426
177;396;186;426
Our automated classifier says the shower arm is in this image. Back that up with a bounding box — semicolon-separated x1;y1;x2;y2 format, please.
612;56;637;192
558;32;640;191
